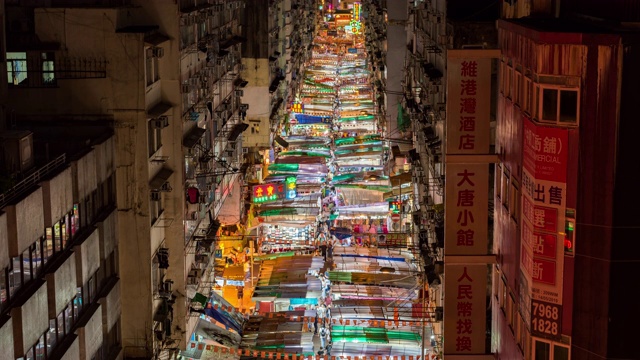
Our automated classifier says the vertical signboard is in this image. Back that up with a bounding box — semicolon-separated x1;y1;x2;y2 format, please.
444;163;489;254
520;117;568;340
446;58;492;155
444;50;496;356
443;265;488;354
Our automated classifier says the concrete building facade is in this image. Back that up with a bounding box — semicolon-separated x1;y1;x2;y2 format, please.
0;126;121;360
493;13;640;360
2;0;247;358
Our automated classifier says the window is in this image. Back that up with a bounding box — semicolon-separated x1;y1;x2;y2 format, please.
145;47;160;86
500;61;506;94
542;88;558;121
510;179;520;223
534;339;570;360
524;77;532;113
496;164;502;200
106;319;121;351
148;120;163;157
47;318;58;351
559;90;578;123
493;268;500;300
0;267;8;309
150;192;164;225
502;168;510;209
42;52;56;85
515;71;522;105
72;203;80;236
7;52;27;85
537;85;579;125
9;256;23;297
506;66;513;99
500;276;507;311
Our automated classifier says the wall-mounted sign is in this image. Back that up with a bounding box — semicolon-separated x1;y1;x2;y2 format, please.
252;183;285;203
285;176;297;199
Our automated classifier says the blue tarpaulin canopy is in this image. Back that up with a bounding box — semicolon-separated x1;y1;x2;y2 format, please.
294;114;332;124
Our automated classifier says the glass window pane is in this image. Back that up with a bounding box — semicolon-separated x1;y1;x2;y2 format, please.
535;340;551;360
36;333;46;360
25;346;34;360
65;305;73;334
33;241;42;275
542;88;558;121
534;85;540;118
560;90;578;123
76;287;84;314
72;204;80;236
10;256;22;296
148;121;155;156
48;318;58;349
54;222;62;252
57;310;65;337
0;268;8;306
22;247;32;282
554;344;569;360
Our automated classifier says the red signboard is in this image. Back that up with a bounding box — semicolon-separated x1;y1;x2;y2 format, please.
252;183;285;203
532;258;557;285
532;233;557;260
523;117;568;182
522;197;558;232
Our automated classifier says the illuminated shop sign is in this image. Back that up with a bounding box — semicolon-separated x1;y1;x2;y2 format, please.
252;183;285;203
285;176;297;199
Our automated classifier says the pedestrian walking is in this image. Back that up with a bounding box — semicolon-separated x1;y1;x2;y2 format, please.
314;315;318;334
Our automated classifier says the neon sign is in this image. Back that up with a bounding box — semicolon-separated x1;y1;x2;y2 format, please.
292;102;303;113
349;20;362;34
353;2;361;21
252;183;285;203
285;176;297;199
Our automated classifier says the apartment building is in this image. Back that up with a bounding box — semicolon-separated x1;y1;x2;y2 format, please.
240;0;315;153
3;0;247;358
0;122;120;360
398;0;500;357
493;3;640;359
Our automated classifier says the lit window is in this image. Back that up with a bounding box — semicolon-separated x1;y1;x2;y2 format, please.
7;52;27;85
42;52;56;85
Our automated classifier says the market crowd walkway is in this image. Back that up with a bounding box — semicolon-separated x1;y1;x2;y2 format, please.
182;6;436;360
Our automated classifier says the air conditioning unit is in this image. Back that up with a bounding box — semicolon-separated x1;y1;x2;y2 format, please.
153;115;169;128
152;47;164;58
161;182;173;192
235;89;244;97
151;191;161;201
187;275;199;285
1;130;34;173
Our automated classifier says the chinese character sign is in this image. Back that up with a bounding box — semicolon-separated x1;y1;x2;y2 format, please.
444;265;487;354
252;183;286;203
523;117;568;182
520;117;567;308
445;57;492;155
445;163;489;255
285;176;297;200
